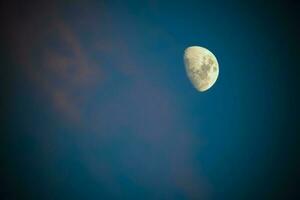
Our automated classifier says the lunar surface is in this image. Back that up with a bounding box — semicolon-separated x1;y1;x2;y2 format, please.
184;46;219;92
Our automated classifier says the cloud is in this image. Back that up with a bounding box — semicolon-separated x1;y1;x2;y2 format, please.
5;2;103;124
3;1;209;198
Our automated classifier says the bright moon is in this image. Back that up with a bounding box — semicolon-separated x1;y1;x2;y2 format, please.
184;46;219;92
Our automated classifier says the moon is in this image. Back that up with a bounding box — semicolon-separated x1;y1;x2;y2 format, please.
184;46;219;92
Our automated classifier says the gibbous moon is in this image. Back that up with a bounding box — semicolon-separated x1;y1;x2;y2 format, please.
184;46;219;92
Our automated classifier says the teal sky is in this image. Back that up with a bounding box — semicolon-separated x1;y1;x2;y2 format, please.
1;0;299;199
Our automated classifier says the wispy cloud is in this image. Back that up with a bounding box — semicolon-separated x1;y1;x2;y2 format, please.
6;3;103;124
4;1;208;198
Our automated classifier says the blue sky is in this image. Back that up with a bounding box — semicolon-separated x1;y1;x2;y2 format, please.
2;0;299;199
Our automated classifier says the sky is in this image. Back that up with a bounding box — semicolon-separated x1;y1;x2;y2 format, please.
1;0;299;199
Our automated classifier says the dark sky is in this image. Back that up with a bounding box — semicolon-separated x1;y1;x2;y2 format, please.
1;0;299;199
